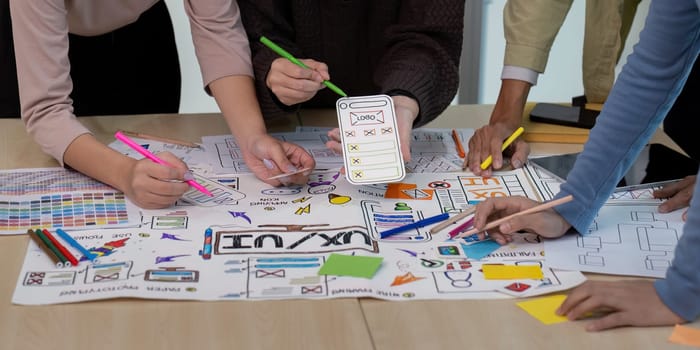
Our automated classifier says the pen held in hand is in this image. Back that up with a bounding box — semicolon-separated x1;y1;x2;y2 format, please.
454;195;574;239
114;131;213;197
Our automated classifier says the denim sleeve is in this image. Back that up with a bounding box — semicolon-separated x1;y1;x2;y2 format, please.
552;0;700;234
654;165;700;321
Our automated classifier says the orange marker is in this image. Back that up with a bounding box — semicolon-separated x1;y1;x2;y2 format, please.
451;129;466;158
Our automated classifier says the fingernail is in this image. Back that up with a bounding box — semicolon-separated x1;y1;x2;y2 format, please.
287;165;298;173
512;159;522;168
183;171;194;181
263;159;275;170
658;206;668;213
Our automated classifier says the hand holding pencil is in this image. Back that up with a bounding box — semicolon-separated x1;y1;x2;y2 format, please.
465;125;529;177
461;195;574;244
115;131;209;209
260;36;347;106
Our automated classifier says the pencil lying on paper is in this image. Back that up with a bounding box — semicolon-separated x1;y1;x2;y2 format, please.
33;229;69;267
26;229;62;267
454;195;574;239
380;212;450;239
118;130;201;148
429;206;476;234
447;217;475;239
42;229;79;267
451;129;466;158
56;228;98;262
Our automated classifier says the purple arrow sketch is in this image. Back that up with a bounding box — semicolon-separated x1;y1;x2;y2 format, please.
155;254;189;264
228;211;252;224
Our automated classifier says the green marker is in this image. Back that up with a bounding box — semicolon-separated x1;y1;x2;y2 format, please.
260;36;348;97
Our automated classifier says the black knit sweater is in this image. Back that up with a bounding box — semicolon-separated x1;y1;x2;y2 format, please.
238;0;464;126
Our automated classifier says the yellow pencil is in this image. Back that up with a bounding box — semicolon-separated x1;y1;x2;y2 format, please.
479;127;525;170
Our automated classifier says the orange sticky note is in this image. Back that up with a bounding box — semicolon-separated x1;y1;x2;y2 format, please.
482;264;544;280
516;294;569;325
669;324;700;347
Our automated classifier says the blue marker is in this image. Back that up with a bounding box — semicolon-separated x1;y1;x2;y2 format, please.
55;228;98;262
380;212;450;239
200;228;213;260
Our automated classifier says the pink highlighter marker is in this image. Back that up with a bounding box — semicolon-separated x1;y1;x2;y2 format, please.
115;131;213;197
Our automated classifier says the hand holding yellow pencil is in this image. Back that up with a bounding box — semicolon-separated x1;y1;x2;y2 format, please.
479;127;525;170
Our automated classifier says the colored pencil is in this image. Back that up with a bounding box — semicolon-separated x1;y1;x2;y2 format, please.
266;167;312;180
42;229;79;267
34;229;68;267
454;195;574;239
447;217;475;239
56;228;98;262
380;212;450;239
452;129;466;158
479;127;525;170
429;205;476;234
115;131;213;197
260;36;348;97
118;129;201;148
26;229;62;267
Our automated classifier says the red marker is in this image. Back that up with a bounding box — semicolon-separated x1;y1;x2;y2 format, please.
42;229;79;267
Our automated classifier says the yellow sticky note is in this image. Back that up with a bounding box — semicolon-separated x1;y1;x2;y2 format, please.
669;324;700;347
516;294;569;325
482;264;544;280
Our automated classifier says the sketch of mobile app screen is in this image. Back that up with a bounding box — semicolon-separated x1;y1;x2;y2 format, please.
336;94;405;185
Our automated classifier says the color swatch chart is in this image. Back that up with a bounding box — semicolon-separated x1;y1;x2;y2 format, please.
0;168;140;235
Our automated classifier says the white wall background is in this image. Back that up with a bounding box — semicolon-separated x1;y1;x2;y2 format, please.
164;0;651;112
478;0;650;104
164;0;220;113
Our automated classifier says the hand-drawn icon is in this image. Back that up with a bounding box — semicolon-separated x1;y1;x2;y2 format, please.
144;267;199;282
350;110;385;126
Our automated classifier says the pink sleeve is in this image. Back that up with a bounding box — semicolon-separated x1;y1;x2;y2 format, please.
185;0;253;91
10;0;90;165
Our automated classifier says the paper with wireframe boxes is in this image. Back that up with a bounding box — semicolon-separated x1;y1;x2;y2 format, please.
336;94;405;185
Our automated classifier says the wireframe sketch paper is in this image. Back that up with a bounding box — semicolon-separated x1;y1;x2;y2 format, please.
13;168;586;305
336;94;405;184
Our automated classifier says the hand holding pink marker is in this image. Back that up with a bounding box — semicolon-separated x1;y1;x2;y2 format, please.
114;131;213;197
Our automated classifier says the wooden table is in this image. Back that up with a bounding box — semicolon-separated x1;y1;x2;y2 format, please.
0;105;695;349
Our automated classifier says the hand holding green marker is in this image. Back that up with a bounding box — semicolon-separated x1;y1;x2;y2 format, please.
260;36;347;97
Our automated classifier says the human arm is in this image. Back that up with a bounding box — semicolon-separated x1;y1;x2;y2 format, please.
10;0;191;208
471;0;700;238
550;0;700;234
466;0;571;175
186;0;314;185
466;79;531;176
557;165;700;330
209;75;314;185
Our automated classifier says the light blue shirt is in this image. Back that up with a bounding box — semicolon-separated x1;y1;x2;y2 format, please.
553;0;700;321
